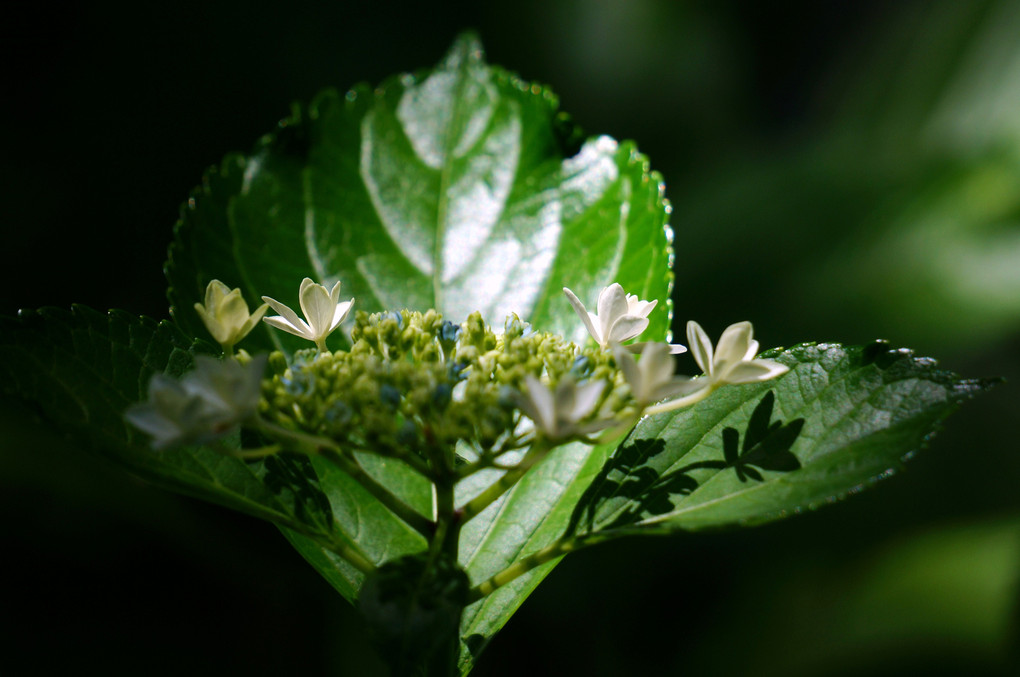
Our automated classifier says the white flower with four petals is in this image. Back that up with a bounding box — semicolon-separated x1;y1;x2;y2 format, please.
513;375;613;441
193;279;268;353
613;343;704;405
262;278;354;352
126;355;267;449
687;320;789;387
563;283;685;354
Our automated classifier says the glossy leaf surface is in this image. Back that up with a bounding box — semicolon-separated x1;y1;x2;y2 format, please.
0;32;997;677
568;342;992;538
0;306;421;602
165;33;674;354
447;340;991;672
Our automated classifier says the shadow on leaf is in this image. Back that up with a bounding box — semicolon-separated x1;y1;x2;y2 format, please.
258;453;335;532
567;391;804;535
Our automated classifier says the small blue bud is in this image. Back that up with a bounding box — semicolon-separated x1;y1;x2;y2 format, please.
380;384;401;409
448;361;468;381
433;382;453;409
282;367;314;396
441;321;461;343
324;400;352;425
570;355;590;377
384;311;403;328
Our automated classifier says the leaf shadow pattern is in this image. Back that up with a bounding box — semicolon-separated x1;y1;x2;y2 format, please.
567;391;804;536
258;453;335;533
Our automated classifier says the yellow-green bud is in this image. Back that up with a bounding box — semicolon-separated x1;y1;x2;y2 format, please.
194;280;268;353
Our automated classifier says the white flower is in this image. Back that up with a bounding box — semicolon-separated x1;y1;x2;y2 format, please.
613;343;704;404
193;280;268;352
563;283;685;353
687;321;789;386
125;355;267;449
262;278;354;352
513;375;612;441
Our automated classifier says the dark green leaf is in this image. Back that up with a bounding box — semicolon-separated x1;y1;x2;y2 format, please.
569;341;994;537
0;305;398;603
449;341;992;673
0;307;299;521
454;438;616;672
165;33;674;354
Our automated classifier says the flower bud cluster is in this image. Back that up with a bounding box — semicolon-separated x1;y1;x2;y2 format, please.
129;278;789;460
260;309;625;459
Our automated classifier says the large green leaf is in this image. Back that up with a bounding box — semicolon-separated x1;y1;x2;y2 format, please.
0;307;297;523
568;341;993;538
2;31;996;677
165;33;674;354
161;32;674;645
446;340;991;673
0;305;421;602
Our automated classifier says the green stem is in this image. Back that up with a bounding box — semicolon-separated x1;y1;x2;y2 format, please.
321;448;435;538
256;419;434;538
459;441;550;522
643;382;716;416
324;535;376;575
425;441;461;559
467;537;582;602
225;444;282;459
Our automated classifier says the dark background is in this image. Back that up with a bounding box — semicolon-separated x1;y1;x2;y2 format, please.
2;1;1019;675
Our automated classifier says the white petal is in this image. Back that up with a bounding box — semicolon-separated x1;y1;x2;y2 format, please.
686;321;714;376
613;346;643;400
563;287;602;344
300;279;335;336
725;359;789;384
262;295;309;335
125;402;179;439
205;279;232;308
716;322;753;368
623;341;687;355
264;315;313;339
744;339;760;362
330;299;355;331
521;375;555;433
626;294;657;318
650;377;706;401
596;284;629;338
569;379;606;422
606;315;649;345
241;303;270;336
193;303;224;343
637;342;674;391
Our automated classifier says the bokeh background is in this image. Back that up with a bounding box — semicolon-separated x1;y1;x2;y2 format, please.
2;1;1018;675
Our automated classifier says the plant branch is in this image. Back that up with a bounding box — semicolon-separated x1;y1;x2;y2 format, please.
255;419;434;538
321;448;435;538
459;441;550;522
467;537;584;602
643;383;716;416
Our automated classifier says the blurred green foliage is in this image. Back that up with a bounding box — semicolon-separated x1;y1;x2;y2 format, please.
1;1;1017;675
